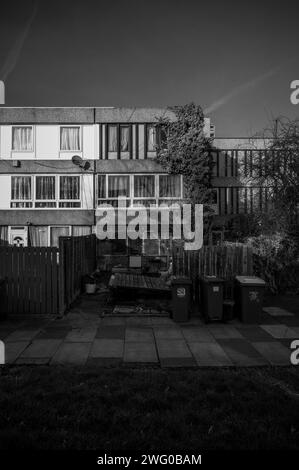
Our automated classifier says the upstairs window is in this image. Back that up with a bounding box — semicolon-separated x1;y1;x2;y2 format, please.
60;127;81;151
120;125;130;152
108;125;118;152
11;176;32;208
147;125;157;152
12;126;33;151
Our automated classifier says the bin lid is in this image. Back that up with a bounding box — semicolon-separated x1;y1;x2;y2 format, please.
201;275;225;283
235;276;266;286
171;276;192;285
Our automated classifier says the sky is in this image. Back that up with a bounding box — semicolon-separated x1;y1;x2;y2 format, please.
0;0;298;136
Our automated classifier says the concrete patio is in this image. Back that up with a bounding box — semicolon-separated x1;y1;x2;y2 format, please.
1;298;298;367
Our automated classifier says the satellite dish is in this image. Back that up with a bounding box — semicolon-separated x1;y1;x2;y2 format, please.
72;155;83;166
83;162;91;171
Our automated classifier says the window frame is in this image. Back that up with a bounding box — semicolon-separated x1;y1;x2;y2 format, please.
10;174;82;210
11;125;34;153
10;175;33;208
59;125;82;152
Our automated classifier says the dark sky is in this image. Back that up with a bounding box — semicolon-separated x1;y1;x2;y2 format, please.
0;0;298;135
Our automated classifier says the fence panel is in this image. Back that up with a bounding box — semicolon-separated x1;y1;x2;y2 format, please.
0;246;59;315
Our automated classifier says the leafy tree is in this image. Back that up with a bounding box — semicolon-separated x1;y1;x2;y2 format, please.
156;103;214;208
248;117;299;239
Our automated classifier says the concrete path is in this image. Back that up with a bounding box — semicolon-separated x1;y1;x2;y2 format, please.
1;306;298;367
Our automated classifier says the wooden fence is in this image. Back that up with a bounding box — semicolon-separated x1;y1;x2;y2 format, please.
0;235;96;317
0;246;59;316
172;242;253;299
58;235;96;314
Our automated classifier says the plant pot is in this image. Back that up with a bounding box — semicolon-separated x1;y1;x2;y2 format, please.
85;283;96;294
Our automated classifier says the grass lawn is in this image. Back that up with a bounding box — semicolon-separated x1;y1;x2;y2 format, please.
0;365;299;450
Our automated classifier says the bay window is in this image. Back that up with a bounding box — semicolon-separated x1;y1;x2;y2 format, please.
133;175;155;206
60;127;81;151
12;126;33;151
11;176;32;208
120;125;130;152
108;175;130;198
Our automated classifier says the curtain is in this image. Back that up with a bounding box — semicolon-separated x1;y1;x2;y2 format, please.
108;125;118;151
12;127;32;151
98;175;106;199
147;126;156;151
72;226;92;236
29;226;48;247
50;226;70;247
120;126;129;152
11;176;31;200
159;175;181;197
60;176;80;199
60;127;80;150
0;226;8;246
36;176;55;199
108;175;129;198
134;175;155;197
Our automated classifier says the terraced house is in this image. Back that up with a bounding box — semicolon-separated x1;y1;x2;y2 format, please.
0;107;268;254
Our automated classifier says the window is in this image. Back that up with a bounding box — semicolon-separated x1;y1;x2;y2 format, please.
108;175;130;198
120;125;130;152
60;127;81;151
159;175;181;198
11;176;32;208
97;175;106;199
12;126;33;151
134;175;155;198
147;125;157;152
59;176;80;207
35;176;56;208
108;125;118;152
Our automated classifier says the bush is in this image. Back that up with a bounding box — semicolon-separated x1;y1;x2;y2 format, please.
246;233;299;293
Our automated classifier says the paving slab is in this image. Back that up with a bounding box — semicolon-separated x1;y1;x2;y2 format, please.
37;328;70;339
261;324;298;339
154;327;183;340
207;325;243;339
89;339;124;358
65;328;97;343
96;325;125;339
150;317;174;326
182;327;216;343
0;328;15;340
5;342;30;364
263;307;294;317
51;342;91;365
251;341;291;365
124;342;158;363
236;326;276;342
126;317;153;327
188;342;233;367
217;339;269;366
5;329;40;342
156;339;193;359
20;339;62;358
125;328;154;342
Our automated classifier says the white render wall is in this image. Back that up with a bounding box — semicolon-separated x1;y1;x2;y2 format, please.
0;124;98;160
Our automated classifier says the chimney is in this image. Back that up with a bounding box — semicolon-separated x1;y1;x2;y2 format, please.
0;81;5;104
